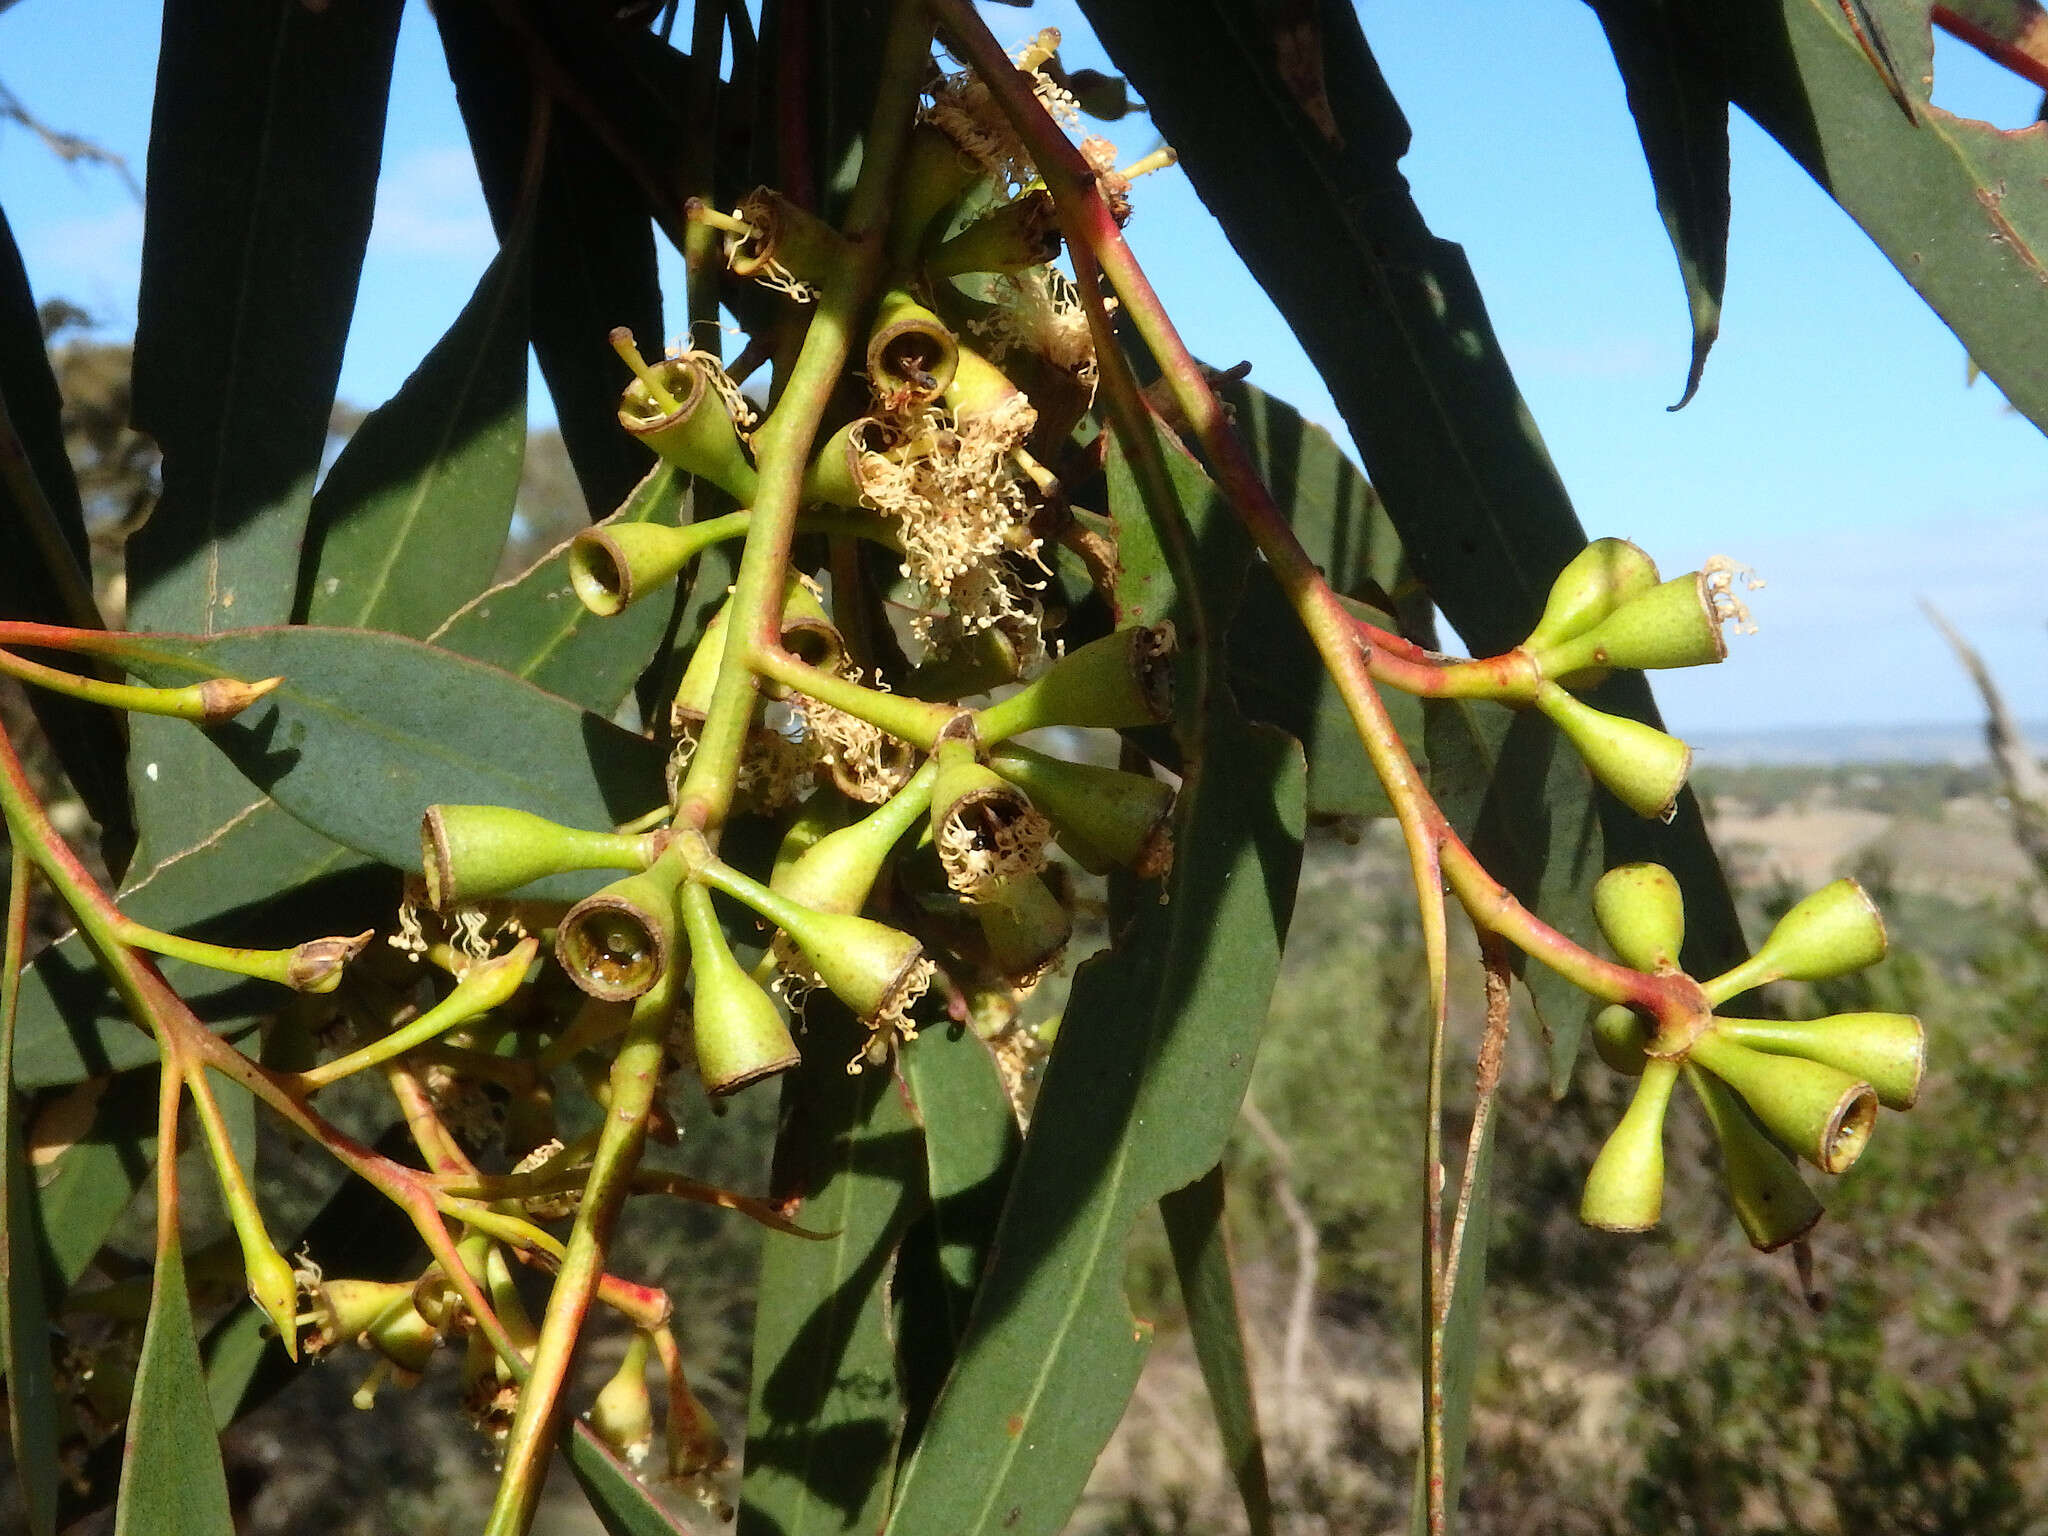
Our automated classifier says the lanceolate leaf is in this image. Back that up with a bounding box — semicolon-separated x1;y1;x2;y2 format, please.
740;1003;925;1536
113;1237;235;1536
0;203;131;857
1585;1;1732;409
129;0;402;636
117;627;666;888
883;433;1306;1536
1161;1166;1274;1536
1608;0;2048;432
299;221;532;636
428;464;687;707
437;1;664;517
565;1422;698;1536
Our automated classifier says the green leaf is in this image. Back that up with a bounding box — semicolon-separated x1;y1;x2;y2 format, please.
2;855;59;1536
1435;1120;1494;1530
128;0;402;637
1425;701;1606;1093
896;1027;1021;1451
1161;1166;1274;1536
299;224;532;636
565;1421;698;1536
117;628;666;888
1082;0;1746;1042
1631;0;2048;433
0;203;132;858
740;1003;926;1536
1584;0;1731;409
26;1074;160;1291
113;1236;235;1536
428;464;687;710
882;431;1306;1536
436;2;664;517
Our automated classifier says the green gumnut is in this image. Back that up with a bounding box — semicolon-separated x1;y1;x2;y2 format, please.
729;186;851;289
888;123;985;266
1537;572;1727;678
362;1298;442;1377
944;340;1031;422
307;1278;416;1354
421;805;654;910
679;883;798;1097
1686;1064;1825;1253
616;357;758;503
1533;682;1691;821
772;764;937;916
1591;1003;1651;1076
707;862;929;1024
589;1332;657;1468
928;190;1062;279
989;743;1176;878
1522;538;1661;657
673;575;843;722
900;623;1025;701
803;418;878;510
1592;861;1686;972
556;863;684;1003
973;869;1074;981
867;291;959;406
1716;1012;1924;1111
976;623;1177;739
1686;1029;1877;1175
1705;878;1889;1005
568;518;731;616
1580;1057;1678;1231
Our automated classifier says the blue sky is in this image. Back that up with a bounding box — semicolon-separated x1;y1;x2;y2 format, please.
2;0;2043;734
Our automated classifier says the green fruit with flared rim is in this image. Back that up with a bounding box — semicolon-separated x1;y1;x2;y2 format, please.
421;805;653;910
1686;1064;1824;1252
705;862;929;1025
568;519;731;617
1592;861;1686;972
989;743;1177;878
1533;682;1691;821
1715;1012;1923;1111
1687;1029;1876;1174
976;624;1177;738
866;291;959;405
556;864;684;1003
616;356;757;502
1537;572;1727;678
1580;1057;1678;1231
973;870;1073;980
1705;878;1889;1004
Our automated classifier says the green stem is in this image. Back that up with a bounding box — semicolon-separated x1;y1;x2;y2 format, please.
751;644;955;746
675;0;936;836
487;971;678;1535
0;645;279;722
290;940;536;1092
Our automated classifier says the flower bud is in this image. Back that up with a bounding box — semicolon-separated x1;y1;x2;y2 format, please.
617;355;758;503
1591;1003;1651;1076
1704;878;1888;1004
772;766;936;916
928;191;1062;278
976;623;1177;739
1533;682;1690;822
569;519;731;616
1716;1012;1923;1111
422;805;655;910
1592;861;1686;973
867;292;959;408
972;869;1073;981
589;1332;657;1467
1521;538;1661;657
244;1239;305;1363
679;883;799;1096
1580;1057;1678;1231
1686;1064;1824;1251
287;930;374;993
989;744;1175;878
1536;573;1728;679
556;863;684;1003
1687;1029;1877;1174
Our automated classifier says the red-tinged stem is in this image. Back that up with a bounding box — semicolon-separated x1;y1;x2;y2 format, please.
929;0;1682;1023
487;976;677;1535
153;1059;185;1264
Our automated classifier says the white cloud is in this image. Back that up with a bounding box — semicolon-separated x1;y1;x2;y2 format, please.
365;144;496;263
